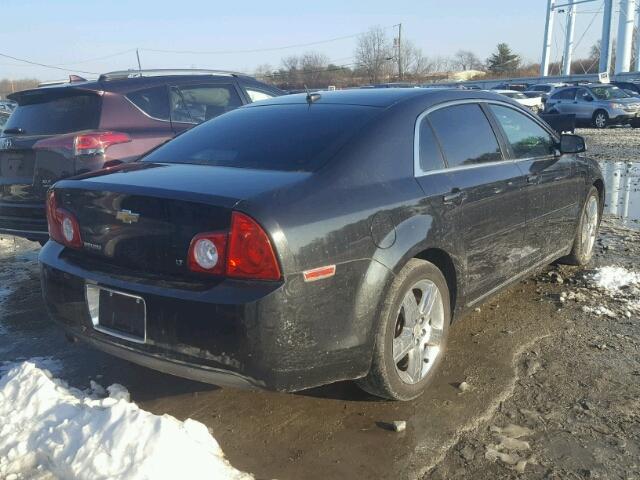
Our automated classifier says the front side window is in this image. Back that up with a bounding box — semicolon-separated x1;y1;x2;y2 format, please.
489;105;556;159
417;118;445;172
590;86;629;100
576;88;592;101
170;84;243;124
428;104;502;168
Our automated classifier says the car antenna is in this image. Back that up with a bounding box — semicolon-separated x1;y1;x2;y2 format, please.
305;85;321;104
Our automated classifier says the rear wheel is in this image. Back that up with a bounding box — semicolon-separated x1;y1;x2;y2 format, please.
562;187;600;266
357;259;450;401
592;110;609;129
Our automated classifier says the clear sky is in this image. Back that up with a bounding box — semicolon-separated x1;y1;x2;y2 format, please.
0;0;609;81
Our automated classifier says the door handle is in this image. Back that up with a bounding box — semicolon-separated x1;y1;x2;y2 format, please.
443;188;466;205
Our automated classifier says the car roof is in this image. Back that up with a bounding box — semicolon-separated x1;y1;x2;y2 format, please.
244;88;520;109
8;72;283;103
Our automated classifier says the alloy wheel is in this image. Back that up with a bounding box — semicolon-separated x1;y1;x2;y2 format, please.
595;113;607;128
581;195;599;257
392;279;445;385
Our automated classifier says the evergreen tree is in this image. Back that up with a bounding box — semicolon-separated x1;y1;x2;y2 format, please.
486;43;521;74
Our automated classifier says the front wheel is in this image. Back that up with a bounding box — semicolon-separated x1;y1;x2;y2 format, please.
357;259;450;401
592;110;609;129
562;187;600;266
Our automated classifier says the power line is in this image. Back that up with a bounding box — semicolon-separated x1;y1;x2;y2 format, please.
0;51;99;75
140;26;394;56
54;49;137;66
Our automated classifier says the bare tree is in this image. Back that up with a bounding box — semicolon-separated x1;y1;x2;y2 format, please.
355;26;393;84
453;50;482;71
300;51;329;87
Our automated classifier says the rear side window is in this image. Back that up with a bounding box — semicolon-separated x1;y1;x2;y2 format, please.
551;88;576;100
428;104;502;168
5;92;100;135
142;104;378;172
489;105;556;159
170;84;243;124
417;118;445;172
246;89;275;103
127;86;169;120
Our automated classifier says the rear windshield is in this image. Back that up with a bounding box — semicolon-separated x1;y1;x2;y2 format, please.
5;91;101;135
141;103;379;172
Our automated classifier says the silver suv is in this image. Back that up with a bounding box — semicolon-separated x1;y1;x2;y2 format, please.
545;84;640;128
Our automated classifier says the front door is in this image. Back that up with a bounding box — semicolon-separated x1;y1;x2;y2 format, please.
487;103;580;267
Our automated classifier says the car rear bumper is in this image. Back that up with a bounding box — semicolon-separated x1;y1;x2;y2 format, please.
39;241;381;392
0;201;48;240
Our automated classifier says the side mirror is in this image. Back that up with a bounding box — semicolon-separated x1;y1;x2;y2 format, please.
559;134;586;154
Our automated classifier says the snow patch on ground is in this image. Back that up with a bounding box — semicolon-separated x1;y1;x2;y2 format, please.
591;266;640;292
0;362;253;480
1;357;63;376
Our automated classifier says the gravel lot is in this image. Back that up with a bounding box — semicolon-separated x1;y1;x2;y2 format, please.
0;127;638;479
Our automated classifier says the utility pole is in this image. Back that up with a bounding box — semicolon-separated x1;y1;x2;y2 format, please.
599;0;614;74
397;23;403;81
562;0;577;75
635;5;640;71
615;0;636;74
136;49;142;72
540;0;556;76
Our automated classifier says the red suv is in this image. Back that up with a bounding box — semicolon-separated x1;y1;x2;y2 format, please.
0;69;283;243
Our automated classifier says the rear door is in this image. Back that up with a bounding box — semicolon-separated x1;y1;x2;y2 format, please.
548;88;577;114
426;102;528;300
487;103;579;267
169;82;244;134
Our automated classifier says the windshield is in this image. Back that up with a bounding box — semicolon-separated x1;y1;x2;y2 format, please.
4;91;101;135
590;86;630;100
142;103;379;172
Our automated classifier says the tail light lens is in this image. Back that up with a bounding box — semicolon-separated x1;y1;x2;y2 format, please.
187;212;281;281
46;190;82;249
34;131;131;157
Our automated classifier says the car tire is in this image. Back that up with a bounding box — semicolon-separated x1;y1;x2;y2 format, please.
592;110;609;129
561;187;601;266
357;259;450;401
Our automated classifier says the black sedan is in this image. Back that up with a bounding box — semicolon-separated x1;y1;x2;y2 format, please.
40;89;603;400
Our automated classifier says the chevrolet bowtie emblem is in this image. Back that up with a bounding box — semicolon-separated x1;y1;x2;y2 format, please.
116;209;140;224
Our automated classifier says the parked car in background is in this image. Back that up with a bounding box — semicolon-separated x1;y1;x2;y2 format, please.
0;111;9;134
0;100;17;113
611;80;640;97
494;89;543;114
40;88;603;401
491;82;530;92
524;82;566;101
0;69;283;243
545;83;640;128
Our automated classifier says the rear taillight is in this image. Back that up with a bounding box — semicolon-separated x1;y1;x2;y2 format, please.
74;132;130;156
187;212;281;281
34;131;131;157
46;190;82;249
227;212;281;280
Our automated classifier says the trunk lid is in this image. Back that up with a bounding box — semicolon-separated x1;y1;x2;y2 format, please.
0;88;101;204
55;162;309;276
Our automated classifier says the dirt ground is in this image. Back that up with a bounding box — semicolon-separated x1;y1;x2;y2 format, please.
0;128;639;479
